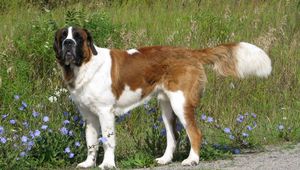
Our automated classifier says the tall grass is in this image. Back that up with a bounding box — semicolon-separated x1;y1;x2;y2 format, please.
0;0;299;168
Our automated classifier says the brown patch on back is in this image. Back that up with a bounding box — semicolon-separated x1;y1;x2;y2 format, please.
110;47;167;99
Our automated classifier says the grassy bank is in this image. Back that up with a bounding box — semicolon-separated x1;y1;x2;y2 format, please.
0;0;299;169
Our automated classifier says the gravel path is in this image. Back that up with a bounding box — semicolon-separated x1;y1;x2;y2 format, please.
136;143;300;170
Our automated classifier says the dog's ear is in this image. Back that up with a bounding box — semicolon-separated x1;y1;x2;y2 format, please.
84;29;98;55
53;29;62;59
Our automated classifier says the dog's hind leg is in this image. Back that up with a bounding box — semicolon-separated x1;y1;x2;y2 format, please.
155;93;177;165
166;90;202;166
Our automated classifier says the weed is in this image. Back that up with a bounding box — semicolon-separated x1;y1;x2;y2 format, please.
119;151;155;168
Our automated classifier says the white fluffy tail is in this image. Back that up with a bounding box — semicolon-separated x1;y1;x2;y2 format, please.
195;42;272;78
235;42;272;78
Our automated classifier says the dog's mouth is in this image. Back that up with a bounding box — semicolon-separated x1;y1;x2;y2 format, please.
63;50;75;66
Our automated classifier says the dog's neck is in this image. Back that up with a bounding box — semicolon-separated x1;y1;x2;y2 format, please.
62;47;106;90
60;64;78;89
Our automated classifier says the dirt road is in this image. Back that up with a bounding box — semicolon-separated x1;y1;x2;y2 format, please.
137;143;300;170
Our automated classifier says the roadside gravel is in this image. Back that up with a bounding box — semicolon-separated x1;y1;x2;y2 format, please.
136;143;300;170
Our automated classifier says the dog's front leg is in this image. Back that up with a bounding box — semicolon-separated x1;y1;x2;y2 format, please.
77;108;100;168
98;107;116;169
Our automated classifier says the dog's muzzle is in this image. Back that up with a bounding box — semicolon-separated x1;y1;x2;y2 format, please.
62;39;76;65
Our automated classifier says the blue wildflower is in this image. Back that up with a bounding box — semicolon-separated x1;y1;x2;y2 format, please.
22;121;29;128
75;141;80;147
79;119;84;126
34;130;41;137
64;147;71;153
27;141;34;151
14;95;20;100
69;152;75;158
251;113;257;118
41;125;48;130
43;116;49;122
247;125;253;131
28;140;34;147
160;128;166;136
99;137;108;143
2;114;8;120
32;111;39;118
253;121;257;128
207;116;214;123
236;114;244;123
29;131;35;139
242;132;249;137
21;136;28;143
10;119;16;125
22;101;28;108
278;124;284;130
201;113;207;121
229;135;235;140
19;151;26;157
63;111;69;117
19;101;28;111
19;106;25;111
60;127;69;135
0;126;4;135
224;128;231;134
0;137;7;144
73;115;79;122
63;120;70;125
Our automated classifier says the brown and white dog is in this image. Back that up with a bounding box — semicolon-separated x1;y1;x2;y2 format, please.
53;27;271;169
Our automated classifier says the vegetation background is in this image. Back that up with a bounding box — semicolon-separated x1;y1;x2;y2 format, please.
0;0;299;169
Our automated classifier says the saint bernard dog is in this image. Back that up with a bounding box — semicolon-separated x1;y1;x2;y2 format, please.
53;27;272;169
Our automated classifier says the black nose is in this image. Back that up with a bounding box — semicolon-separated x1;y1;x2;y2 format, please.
63;39;75;48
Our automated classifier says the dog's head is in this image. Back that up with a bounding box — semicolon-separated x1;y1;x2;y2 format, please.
53;27;98;67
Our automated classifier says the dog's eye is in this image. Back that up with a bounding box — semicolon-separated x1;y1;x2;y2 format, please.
73;32;83;42
74;32;81;38
62;30;68;38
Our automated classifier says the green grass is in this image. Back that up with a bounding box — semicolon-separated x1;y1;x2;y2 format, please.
0;0;300;169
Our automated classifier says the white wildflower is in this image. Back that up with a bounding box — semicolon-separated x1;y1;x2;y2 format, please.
48;96;57;103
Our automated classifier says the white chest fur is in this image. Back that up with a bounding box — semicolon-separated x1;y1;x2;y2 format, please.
69;48;115;112
68;47;152;116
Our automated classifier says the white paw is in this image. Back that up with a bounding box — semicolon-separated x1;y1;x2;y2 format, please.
76;159;96;168
181;157;199;166
155;156;172;165
99;162;116;169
